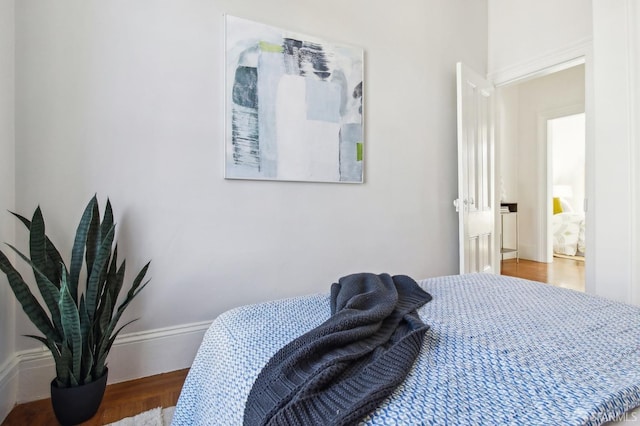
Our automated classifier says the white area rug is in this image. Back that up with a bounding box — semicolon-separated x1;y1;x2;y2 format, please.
106;406;174;426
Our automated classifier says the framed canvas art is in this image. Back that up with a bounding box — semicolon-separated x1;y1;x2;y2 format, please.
225;15;364;183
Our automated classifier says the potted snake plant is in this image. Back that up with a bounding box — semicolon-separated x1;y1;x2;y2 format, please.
0;196;150;425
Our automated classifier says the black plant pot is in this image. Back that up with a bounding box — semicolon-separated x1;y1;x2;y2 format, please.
50;369;108;426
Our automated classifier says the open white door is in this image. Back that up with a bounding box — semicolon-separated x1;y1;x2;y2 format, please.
455;62;496;273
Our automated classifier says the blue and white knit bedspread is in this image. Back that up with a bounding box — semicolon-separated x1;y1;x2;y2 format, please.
172;274;640;425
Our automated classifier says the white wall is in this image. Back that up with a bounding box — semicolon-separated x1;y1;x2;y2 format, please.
0;0;17;421
8;0;488;397
498;66;585;262
488;0;592;82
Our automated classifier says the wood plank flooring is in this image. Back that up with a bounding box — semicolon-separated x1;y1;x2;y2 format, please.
2;369;188;426
3;257;584;425
501;256;585;292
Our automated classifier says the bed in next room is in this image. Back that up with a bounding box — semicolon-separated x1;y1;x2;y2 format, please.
552;197;586;258
172;273;640;425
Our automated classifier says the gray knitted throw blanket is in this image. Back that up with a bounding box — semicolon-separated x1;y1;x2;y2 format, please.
243;273;433;426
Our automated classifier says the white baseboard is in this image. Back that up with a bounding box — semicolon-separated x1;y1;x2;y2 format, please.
501;252;517;261
0;355;19;424
0;320;211;422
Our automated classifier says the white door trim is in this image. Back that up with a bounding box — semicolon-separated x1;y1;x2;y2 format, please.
489;38;591;87
537;105;585;263
627;0;640;306
490;40;594;295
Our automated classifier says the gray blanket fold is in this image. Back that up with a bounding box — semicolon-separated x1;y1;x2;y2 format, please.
243;272;432;426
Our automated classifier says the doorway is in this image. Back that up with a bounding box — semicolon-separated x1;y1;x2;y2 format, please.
548;113;586;255
547;112;586;291
497;64;586;290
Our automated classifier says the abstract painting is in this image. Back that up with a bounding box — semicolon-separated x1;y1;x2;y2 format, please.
225;15;364;183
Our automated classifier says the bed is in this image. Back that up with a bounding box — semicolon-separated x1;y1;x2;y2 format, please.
552;197;586;257
553;212;586;257
172;273;640;425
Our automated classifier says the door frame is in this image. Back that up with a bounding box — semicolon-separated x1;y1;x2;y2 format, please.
491;42;593;294
538;105;585;263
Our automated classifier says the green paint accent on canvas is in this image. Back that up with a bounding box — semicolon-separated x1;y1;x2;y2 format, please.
356;143;363;161
259;41;284;53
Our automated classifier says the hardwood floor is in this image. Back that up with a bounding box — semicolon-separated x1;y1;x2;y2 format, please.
2;369;188;426
501;256;585;292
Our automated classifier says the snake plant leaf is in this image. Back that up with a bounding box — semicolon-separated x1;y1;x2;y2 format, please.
93;291;111;379
43;238;64;289
67;366;79;388
82;346;94;384
79;295;91;349
24;334;59;356
79;295;95;383
9;211;31;230
69;195;98;305
25;334;61;370
6;243;65;337
58;340;73;387
123;262;151;303
116;268;151;319
59;267;83;384
106;257;126;320
98;279;149;363
10;211;64;287
25;209;65;335
69;377;78;387
28;207;47;274
84;199;101;280
100;200;114;250
78;294;93;383
90;200;114;313
25;334;69;387
95;282;111;336
124;280;149;309
96;247;122;327
26;209;62;323
0;249;59;343
85;225;115;323
80;327;95;384
91;200;113;298
98;271;147;352
114;279;150;327
94;318;138;378
105;264;150;342
98;291;113;344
